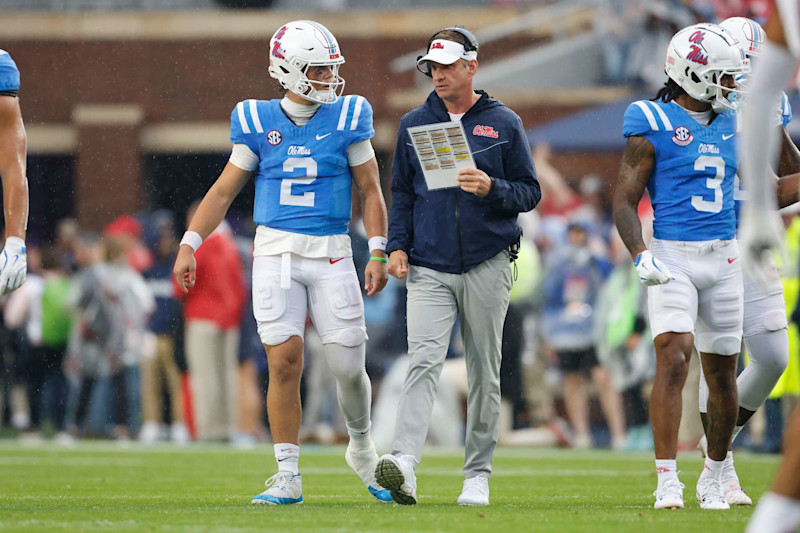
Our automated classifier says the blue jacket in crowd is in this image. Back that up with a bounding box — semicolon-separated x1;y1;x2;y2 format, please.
387;91;541;274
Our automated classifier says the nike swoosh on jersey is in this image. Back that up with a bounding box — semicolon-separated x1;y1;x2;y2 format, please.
728;257;738;263
316;133;332;140
722;133;735;140
330;257;344;264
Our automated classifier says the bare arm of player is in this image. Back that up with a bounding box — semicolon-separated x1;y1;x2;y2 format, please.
0;96;28;240
351;156;388;296
612;135;655;258
775;128;800;209
779;127;800;176
173;162;251;293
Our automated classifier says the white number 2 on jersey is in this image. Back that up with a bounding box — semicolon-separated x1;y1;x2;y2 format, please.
691;155;726;213
280;157;317;207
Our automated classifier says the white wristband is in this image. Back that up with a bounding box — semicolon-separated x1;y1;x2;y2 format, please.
180;231;203;252
368;236;388;252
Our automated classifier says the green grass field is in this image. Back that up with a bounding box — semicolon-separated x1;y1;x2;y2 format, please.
0;442;780;532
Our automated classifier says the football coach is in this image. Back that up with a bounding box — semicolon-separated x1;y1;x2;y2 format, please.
375;26;541;506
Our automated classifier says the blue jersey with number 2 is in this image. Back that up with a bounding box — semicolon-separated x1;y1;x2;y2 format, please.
623;99;739;241
230;95;374;236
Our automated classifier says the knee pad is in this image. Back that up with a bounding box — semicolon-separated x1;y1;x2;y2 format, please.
710;335;741;356
257;323;302;347
322;342;366;382
763;309;788;332
745;329;789;375
324;326;367;348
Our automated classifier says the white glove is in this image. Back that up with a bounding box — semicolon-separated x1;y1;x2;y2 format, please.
634;250;673;286
0;236;27;296
740;204;785;287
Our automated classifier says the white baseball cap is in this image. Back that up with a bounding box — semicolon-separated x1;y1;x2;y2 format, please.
416;39;478;76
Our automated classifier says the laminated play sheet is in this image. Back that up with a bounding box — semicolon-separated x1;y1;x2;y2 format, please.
407;121;475;190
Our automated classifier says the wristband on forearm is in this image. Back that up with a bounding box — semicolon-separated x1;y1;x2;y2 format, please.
368;236;387;253
180;231;203;252
370;256;388;263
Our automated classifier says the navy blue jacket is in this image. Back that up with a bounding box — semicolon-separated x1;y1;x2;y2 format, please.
387;91;541;274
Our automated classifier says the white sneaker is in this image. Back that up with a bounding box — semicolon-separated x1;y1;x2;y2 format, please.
251;471;303;505
375;454;417;505
345;441;392;502
721;463;752;506
696;478;730;510
653;479;685;509
457;474;490;506
170;423;190;445
139;422;161;444
572;434;592;450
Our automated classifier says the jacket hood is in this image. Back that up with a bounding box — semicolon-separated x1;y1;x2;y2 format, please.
423;90;502;120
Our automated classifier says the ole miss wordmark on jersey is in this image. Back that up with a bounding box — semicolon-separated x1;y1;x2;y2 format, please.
0;50;20;94
623;99;739;241
230;95;374;236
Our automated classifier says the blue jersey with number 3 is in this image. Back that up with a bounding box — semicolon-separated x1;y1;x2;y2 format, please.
623;99;739;241
230;95;374;236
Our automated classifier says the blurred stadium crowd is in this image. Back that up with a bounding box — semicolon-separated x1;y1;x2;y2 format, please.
1;0;798;456
3;147;798;453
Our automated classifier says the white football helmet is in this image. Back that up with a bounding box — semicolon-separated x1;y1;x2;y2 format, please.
664;23;750;112
720;17;765;58
268;20;346;104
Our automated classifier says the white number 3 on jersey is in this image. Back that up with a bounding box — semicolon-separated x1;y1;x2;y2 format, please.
691;155;726;214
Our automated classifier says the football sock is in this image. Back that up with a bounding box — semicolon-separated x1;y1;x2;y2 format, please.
274;443;300;475
723;451;735;474
702;457;725;482
655;459;678;490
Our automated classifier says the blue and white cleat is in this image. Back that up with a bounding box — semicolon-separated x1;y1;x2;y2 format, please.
251;471;303;505
345;441;393;503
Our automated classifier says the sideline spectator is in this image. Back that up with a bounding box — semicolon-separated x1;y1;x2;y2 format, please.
541;221;625;448
140;226;188;444
177;203;245;442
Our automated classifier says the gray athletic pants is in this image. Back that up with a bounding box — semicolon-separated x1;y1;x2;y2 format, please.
391;251;512;478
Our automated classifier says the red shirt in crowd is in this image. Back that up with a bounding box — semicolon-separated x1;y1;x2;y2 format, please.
175;225;245;330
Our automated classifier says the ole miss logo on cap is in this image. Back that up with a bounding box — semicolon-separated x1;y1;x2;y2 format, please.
431;42;445;50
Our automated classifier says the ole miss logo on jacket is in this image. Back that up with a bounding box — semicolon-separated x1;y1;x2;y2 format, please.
472;125;499;139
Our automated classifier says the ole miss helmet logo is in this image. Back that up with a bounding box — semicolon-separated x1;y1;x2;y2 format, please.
473;125;499;139
686;30;708;65
267;130;283;146
272;26;288;59
672;126;693;146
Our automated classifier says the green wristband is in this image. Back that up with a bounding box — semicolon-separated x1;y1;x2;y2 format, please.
370;256;388;263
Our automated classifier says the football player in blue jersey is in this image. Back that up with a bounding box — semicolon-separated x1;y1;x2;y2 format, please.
172;20;392;505
612;23;749;510
0;49;28;296
691;16;800;508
